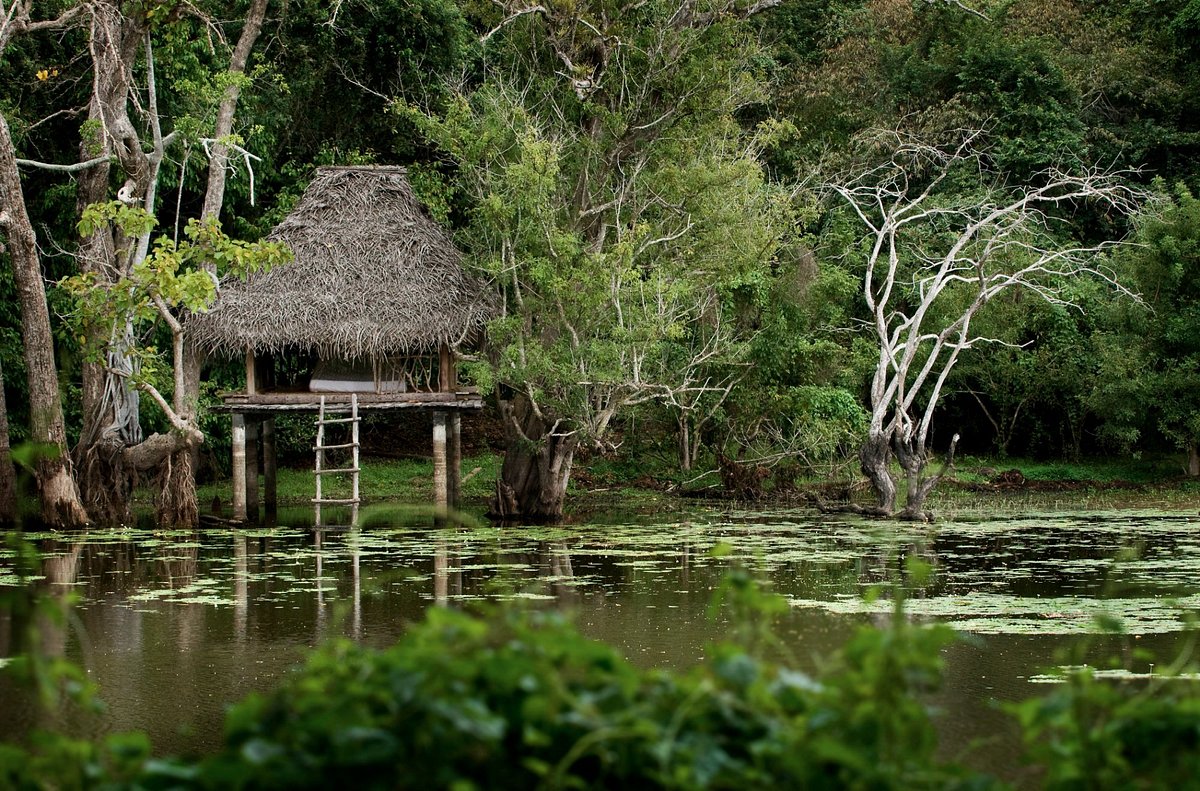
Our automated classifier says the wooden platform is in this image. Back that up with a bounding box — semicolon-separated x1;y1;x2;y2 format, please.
216;389;483;413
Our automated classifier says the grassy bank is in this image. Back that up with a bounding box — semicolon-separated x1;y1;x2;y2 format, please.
168;449;1200;518
187;453;504;509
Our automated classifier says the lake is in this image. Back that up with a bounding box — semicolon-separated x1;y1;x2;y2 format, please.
3;503;1199;783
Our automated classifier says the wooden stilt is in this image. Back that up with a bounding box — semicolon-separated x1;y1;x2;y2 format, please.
432;411;448;511
246;417;260;518
448;412;462;507
232;413;247;521
262;417;277;516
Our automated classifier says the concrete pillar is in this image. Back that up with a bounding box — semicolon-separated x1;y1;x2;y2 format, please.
232;413;247;521
432;411;448;512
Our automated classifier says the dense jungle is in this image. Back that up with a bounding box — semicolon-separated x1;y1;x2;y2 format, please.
1;0;1199;525
3;0;1200;787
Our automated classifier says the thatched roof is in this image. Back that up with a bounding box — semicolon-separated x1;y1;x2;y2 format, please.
189;166;495;359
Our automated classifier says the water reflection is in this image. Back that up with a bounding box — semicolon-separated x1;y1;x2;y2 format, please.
1;506;1198;782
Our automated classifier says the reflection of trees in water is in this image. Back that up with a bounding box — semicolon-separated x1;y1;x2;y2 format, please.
540;542;576;605
38;541;84;659
158;540;198;589
77;539;139;594
428;538;576;606
0;540;88;743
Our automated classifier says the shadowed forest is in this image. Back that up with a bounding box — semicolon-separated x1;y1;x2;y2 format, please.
4;2;1200;787
1;0;1198;527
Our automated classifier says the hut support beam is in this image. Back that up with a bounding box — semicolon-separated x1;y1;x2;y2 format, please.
433;411;448;511
232;413;247;521
449;412;462;507
245;349;258;395
263;417;277;516
246;417;260;518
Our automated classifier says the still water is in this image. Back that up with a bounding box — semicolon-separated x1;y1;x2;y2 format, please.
2;503;1199;781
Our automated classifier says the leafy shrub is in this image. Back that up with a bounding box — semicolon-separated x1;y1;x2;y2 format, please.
196;575;983;791
6;556;1200;790
1013;666;1200;790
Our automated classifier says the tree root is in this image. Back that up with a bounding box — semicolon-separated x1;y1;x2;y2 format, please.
155;448;198;528
813;497;935;522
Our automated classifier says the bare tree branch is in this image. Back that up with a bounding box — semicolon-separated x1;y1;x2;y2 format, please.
831;129;1148;516
15;155;110;172
480;5;547;43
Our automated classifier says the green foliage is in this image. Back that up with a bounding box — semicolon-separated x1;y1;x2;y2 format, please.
158;569;982;790
1092;181;1200;457
10;538;1200;789
403;2;796;453
1013;664;1200;790
59;208;289;384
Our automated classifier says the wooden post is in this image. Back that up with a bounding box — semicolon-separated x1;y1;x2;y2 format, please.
432;411;448;511
449;412;462;507
245;417;260;518
245;348;258;395
262;417;277;517
232;413;247;521
438;344;454;392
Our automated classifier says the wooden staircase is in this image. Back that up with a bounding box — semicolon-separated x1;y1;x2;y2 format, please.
313;394;360;506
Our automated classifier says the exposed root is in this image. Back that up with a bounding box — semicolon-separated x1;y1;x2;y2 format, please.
813;498;894;518
75;435;134;524
813;496;934;522
489;477;518;519
156;447;198;528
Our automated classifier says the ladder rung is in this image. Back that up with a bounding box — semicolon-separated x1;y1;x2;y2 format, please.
317;417;359;424
315;467;360;475
311;498;361;504
314;442;357;450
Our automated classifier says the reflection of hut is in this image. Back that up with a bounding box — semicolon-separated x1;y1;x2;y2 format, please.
190;166;494;520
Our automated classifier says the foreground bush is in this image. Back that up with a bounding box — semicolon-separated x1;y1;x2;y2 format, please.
196;604;983;790
4;569;1200;789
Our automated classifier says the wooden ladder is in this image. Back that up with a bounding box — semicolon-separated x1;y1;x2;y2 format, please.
313;394;360;506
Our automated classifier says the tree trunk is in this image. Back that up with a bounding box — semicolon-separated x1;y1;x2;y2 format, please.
859;432;897;514
490;395;577;521
678;415;692;472
897;433;957;522
1188;442;1199;477
73;2;149;523
0;113;89;528
200;0;269;222
170;0;269;512
0;359;17;525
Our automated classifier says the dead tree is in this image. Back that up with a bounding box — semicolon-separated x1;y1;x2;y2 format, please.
830;130;1144;519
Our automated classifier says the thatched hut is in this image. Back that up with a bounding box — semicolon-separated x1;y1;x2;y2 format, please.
190;166;494;521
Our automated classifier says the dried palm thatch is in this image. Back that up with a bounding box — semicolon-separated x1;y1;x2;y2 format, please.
189;166;495;359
